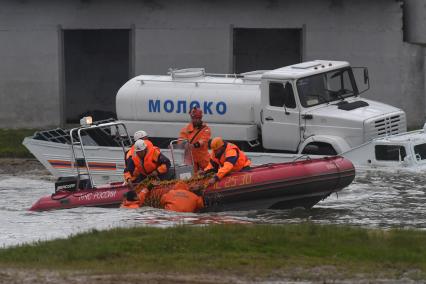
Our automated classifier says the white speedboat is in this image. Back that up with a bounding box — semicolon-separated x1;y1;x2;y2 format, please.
23;118;426;184
22;118;132;185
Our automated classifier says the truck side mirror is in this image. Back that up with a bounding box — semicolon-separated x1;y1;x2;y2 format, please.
363;68;369;84
352;67;370;95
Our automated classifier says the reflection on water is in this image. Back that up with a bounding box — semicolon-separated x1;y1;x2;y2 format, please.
1;168;426;248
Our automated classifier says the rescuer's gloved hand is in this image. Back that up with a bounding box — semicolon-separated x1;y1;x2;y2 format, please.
193;142;201;148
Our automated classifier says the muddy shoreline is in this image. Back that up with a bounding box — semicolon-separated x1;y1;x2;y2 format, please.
0;158;51;177
0;267;422;284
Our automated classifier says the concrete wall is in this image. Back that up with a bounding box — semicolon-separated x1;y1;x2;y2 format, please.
404;0;426;44
0;0;424;128
0;28;60;128
403;0;426;125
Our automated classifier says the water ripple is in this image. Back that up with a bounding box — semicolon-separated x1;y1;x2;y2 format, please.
1;168;426;248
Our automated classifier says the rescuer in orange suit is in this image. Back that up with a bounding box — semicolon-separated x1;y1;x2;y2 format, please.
120;188;149;209
124;140;172;188
125;130;153;168
204;137;251;186
160;181;204;212
179;107;211;172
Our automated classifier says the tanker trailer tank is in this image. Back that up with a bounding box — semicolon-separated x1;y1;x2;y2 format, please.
116;68;263;143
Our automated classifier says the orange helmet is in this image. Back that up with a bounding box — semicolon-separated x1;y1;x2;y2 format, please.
174;181;189;191
189;107;203;119
210;137;224;151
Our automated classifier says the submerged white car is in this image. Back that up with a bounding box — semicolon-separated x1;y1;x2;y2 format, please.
341;124;426;171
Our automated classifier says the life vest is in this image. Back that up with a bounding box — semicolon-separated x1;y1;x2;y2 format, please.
124;145;169;182
179;123;211;171
124;139;154;165
205;142;251;180
120;200;141;209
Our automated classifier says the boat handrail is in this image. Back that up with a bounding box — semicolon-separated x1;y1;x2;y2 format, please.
70;121;132;188
32;118;130;146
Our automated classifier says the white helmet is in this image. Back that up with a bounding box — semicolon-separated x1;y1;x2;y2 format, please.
134;140;147;152
134;130;148;141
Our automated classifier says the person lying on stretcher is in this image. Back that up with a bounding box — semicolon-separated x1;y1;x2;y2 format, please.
121;181;204;213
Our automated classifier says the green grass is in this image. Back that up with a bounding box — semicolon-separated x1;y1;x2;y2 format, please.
0;129;36;158
0;224;425;278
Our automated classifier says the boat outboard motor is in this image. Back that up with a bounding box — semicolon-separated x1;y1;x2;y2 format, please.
55;176;91;192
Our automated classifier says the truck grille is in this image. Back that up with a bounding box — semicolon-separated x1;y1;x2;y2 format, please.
364;113;406;141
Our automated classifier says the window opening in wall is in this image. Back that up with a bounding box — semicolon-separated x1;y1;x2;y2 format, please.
63;29;130;124
233;28;302;74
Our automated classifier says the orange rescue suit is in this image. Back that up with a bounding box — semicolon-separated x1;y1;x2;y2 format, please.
160;182;204;212
179;123;211;171
123;144;170;183
205;142;251;180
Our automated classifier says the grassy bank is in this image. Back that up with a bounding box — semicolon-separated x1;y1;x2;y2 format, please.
0;224;425;280
0;129;35;158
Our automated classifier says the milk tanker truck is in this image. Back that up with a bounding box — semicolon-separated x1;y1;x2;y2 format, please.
116;60;406;155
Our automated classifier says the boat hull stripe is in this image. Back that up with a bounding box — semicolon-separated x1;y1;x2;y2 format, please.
48;160;117;170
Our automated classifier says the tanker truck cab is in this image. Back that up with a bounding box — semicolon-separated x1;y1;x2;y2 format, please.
259;60;406;155
116;60;406;156
260;79;300;151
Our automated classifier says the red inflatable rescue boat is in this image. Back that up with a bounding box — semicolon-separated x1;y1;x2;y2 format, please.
30;156;355;212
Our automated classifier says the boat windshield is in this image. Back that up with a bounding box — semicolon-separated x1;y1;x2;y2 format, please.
297;67;358;107
169;139;195;180
414;143;426;161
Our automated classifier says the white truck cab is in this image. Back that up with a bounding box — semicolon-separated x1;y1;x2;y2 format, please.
259;60;406;154
116;60;406;155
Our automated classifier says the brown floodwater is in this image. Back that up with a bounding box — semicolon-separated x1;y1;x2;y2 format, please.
1;168;425;248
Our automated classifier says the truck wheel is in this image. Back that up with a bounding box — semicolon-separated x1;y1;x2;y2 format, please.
302;143;337;155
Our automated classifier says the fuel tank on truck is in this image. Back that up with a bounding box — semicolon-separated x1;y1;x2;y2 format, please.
116;68;262;125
